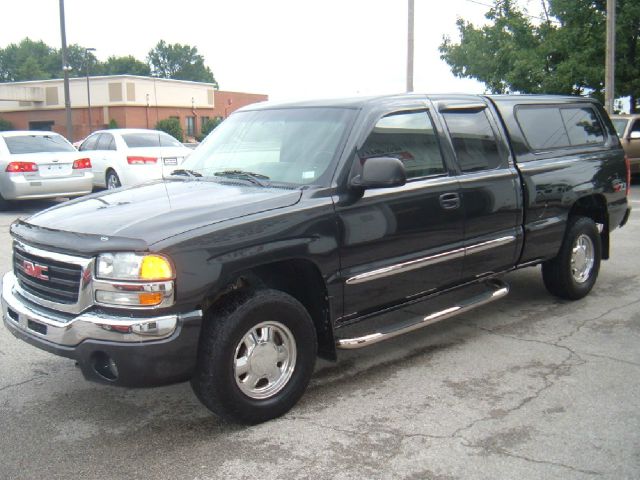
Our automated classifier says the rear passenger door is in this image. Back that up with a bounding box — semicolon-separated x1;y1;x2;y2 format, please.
337;108;465;320
440;104;522;280
93;133;118;185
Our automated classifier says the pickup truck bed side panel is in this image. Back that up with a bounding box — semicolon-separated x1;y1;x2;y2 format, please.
487;96;628;264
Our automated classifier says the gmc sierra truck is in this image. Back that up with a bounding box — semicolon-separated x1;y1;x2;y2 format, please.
2;94;631;423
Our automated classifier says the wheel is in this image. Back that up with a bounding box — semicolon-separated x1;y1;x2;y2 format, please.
542;216;601;300
106;170;121;189
191;289;317;424
0;192;9;211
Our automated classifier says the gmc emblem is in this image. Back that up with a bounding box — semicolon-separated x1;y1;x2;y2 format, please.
22;260;49;281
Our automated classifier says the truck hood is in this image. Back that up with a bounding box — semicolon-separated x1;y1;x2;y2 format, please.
20;179;302;248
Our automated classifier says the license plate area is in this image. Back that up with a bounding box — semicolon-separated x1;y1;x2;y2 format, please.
40;164;72;177
163;157;178;165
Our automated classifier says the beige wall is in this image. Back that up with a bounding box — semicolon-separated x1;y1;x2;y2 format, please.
0;75;219;111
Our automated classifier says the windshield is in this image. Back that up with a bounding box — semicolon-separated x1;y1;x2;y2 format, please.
612;119;629;137
122;132;183;148
4;134;75;154
182;107;356;185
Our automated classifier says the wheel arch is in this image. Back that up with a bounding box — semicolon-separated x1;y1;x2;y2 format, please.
201;258;337;361
568;193;610;259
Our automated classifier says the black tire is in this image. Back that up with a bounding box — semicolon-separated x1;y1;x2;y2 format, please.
542;216;601;300
106;170;121;189
191;289;317;424
0;192;9;211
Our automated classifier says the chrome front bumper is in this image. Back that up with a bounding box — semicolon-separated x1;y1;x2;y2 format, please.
2;271;200;347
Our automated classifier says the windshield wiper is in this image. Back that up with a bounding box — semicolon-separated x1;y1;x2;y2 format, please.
170;169;202;178
214;170;270;186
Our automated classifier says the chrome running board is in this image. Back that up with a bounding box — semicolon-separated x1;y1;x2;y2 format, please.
335;279;509;349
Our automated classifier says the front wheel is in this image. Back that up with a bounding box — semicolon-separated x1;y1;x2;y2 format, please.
542;216;601;300
191;289;317;424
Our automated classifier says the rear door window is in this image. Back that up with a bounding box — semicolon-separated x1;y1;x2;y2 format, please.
96;133;116;151
442;110;504;172
359;110;445;179
79;134;99;151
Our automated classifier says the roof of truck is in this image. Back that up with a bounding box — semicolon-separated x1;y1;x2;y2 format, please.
238;93;598;112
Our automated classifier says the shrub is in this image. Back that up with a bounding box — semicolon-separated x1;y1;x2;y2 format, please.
155;118;184;142
0;118;14;131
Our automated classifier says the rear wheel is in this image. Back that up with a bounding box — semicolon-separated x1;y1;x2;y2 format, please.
106;170;121;189
191;289;317;424
542;216;601;300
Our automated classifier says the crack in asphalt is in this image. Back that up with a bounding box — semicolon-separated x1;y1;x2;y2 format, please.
460;442;603;476
0;374;48;393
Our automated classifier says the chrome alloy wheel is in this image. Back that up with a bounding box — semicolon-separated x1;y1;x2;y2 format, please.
571;233;595;283
233;321;297;400
106;173;120;189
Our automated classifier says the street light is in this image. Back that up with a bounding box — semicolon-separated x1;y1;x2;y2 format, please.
85;48;96;135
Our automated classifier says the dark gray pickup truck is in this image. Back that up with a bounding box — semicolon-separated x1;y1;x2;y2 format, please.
2;94;631;423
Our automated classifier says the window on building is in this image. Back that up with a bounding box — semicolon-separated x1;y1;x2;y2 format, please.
442;110;504;172
186;116;196;137
359;110;445;180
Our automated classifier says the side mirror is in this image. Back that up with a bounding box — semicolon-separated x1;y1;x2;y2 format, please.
350;156;407;189
629;131;640;140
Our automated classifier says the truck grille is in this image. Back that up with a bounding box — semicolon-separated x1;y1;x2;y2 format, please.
13;245;82;304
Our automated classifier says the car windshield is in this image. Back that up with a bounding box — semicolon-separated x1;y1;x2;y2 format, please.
4;134;75;154
181;107;356;185
122;132;183;148
612;119;629;137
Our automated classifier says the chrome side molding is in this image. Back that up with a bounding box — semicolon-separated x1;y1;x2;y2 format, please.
335;279;509;349
345;236;515;285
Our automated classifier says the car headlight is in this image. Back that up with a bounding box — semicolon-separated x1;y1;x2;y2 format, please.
94;253;175;308
96;253;174;281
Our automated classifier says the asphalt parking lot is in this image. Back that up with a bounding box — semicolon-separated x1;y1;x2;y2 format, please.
0;186;639;480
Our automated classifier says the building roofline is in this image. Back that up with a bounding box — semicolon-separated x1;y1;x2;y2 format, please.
4;74;219;88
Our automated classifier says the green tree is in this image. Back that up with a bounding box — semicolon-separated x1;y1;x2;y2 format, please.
440;0;640;111
0;38;58;82
155;118;184;142
147;40;218;86
0;118;14;131
102;55;151;76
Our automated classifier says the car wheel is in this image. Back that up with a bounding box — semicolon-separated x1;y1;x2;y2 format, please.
106;170;121;189
191;289;317;424
542;216;601;300
0;191;9;211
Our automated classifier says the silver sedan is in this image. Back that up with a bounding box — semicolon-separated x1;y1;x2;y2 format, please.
0;131;94;209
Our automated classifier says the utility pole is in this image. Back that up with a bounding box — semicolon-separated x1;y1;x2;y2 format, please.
85;48;96;135
604;0;616;114
406;0;414;93
59;0;73;140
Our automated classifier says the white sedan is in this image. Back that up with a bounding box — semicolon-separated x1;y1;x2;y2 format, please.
78;128;192;189
0;131;93;209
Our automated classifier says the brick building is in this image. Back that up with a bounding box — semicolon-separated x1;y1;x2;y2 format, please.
0;75;267;142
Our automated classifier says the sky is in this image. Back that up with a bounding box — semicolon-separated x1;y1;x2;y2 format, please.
0;0;506;101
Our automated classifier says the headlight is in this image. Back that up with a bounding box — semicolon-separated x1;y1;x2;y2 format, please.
96;253;174;281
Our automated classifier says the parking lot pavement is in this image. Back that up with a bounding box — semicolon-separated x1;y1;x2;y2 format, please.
0;190;639;480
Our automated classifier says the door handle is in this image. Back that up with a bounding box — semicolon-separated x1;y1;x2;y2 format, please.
439;192;460;210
